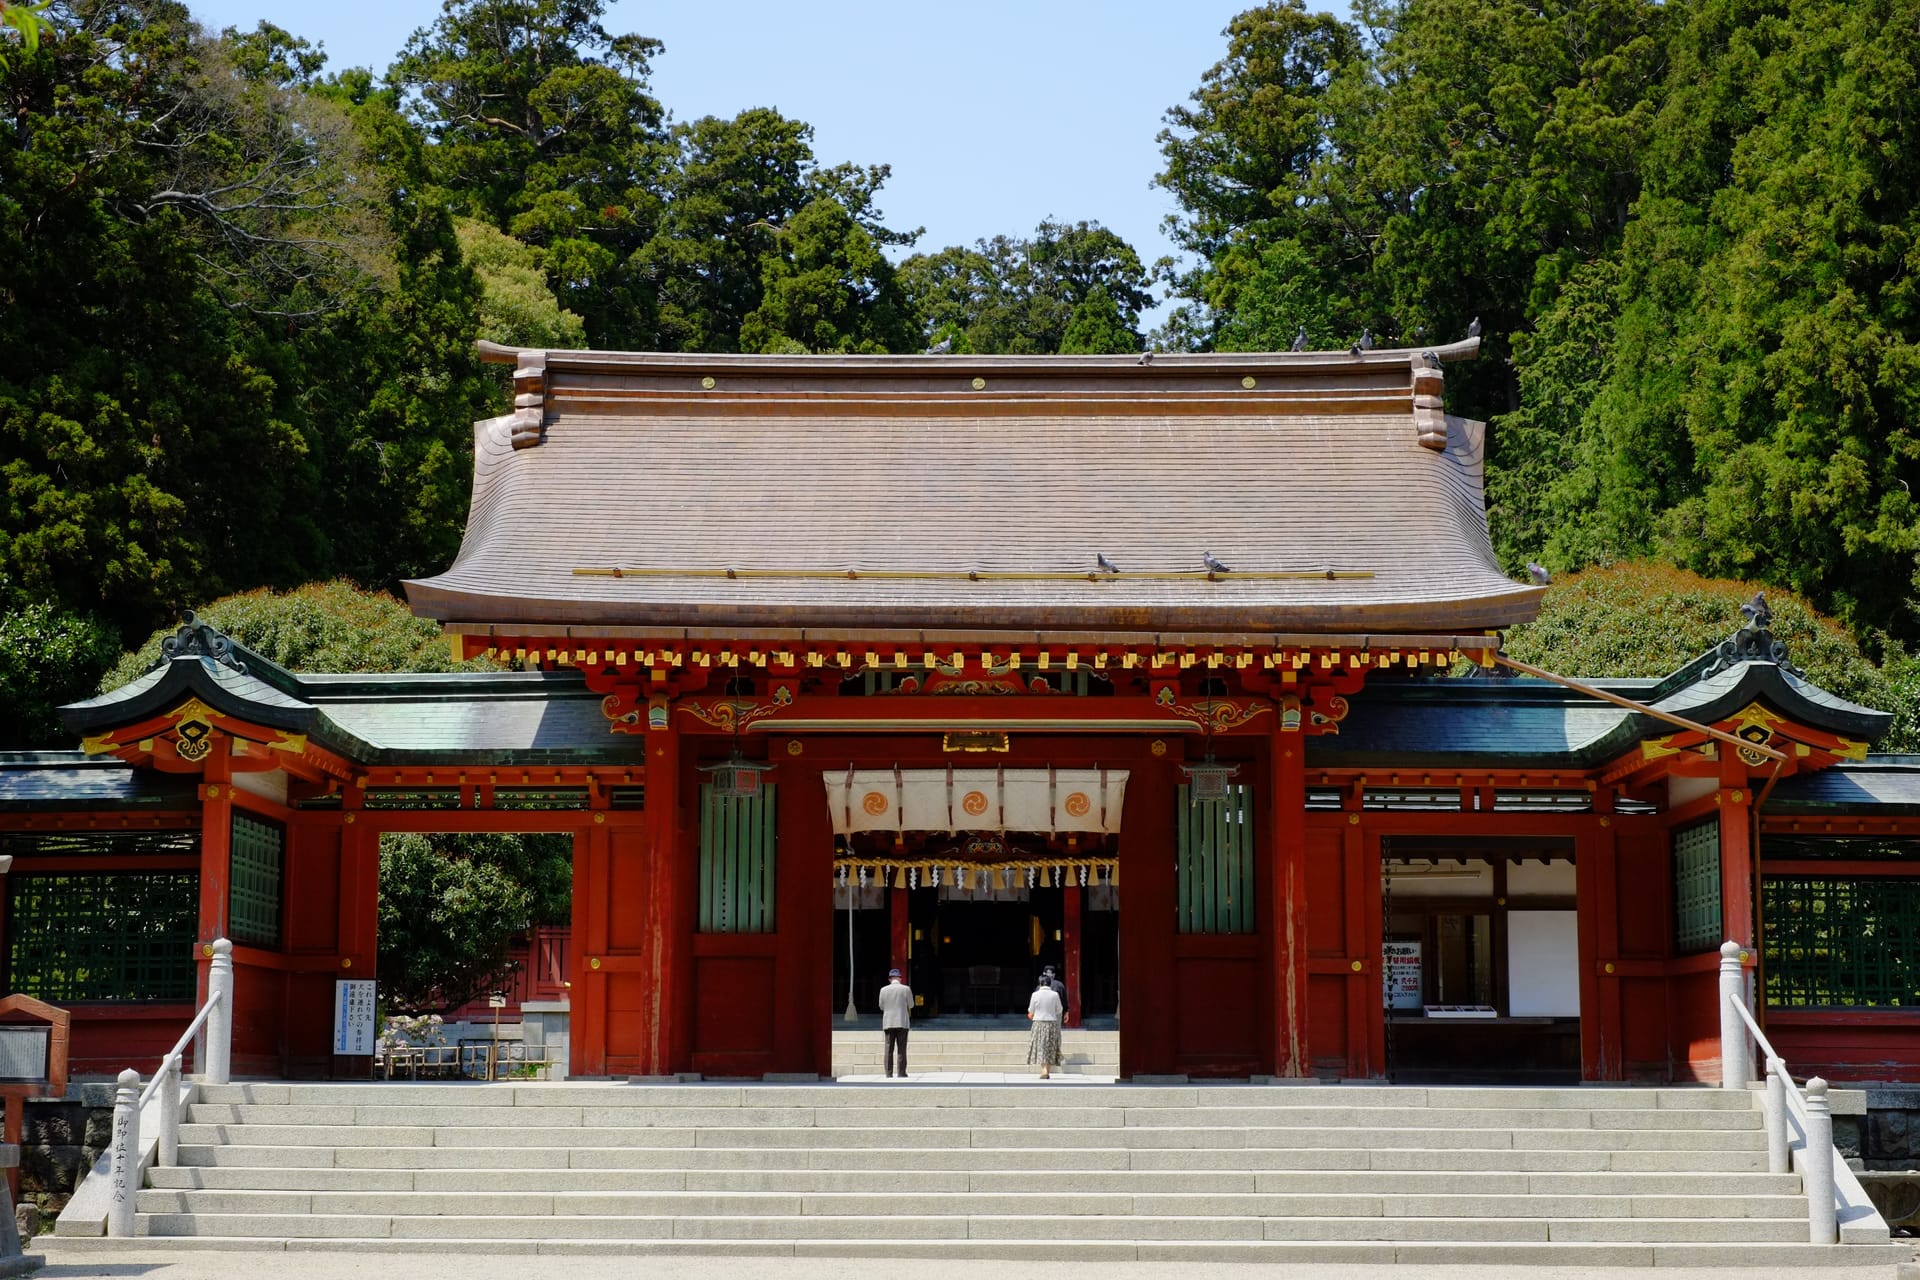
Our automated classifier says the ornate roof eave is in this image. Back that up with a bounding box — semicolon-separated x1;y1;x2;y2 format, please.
61;653;315;738
1647;660;1891;746
473;336;1487;376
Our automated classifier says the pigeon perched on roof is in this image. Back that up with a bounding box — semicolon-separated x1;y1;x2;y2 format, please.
1526;562;1551;585
1202;550;1232;575
1290;326;1308;352
1137;351;1154;365
924;337;953;355
1467;315;1482;338
1349;328;1372;355
1096;553;1120;575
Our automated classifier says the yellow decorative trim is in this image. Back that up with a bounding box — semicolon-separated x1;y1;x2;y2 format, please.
268;733;308;756
1833;738;1868;762
166;697;224;726
80;732;118;757
1639;733;1687;763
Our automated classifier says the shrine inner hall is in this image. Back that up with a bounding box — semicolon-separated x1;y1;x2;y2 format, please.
2;339;1915;1085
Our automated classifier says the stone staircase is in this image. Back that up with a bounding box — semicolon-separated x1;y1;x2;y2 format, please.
49;1080;1908;1267
830;1027;1118;1077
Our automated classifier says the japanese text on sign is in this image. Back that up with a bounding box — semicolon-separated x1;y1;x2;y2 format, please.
1383;939;1423;1011
333;979;376;1055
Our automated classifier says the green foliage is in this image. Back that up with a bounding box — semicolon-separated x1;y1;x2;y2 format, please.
0;0;50;66
738;198;917;355
1531;0;1920;642
1502;562;1913;750
393;0;670;348
0;581;119;748
638;107;916;353
900;219;1152;354
0;6;496;643
1162;0;1919;648
377;831;571;1013
101;580;493;691
454;218;587;349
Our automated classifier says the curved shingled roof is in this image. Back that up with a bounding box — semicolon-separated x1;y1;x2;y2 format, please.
405;341;1544;637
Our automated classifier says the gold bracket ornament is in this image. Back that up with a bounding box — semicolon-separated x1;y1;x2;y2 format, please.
679;686;794;733
1154;687;1272;733
175;718;214;762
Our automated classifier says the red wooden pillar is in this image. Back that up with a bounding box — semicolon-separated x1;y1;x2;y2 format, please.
1358;824;1385;1079
570;819;609;1076
889;886;909;979
1270;735;1309;1076
642;719;684;1074
196;740;234;1004
775;755;835;1074
1119;747;1178;1078
1576;814;1622;1080
1718;758;1756;948
1063;885;1082;1028
332;805;378;1079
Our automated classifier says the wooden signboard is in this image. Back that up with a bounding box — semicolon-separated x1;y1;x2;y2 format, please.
0;993;70;1200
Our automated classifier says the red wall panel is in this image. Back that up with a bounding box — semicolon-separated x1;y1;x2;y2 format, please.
691;954;777;1075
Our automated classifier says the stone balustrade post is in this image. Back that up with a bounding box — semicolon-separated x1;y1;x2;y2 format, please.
157;1053;182;1169
1804;1077;1837;1244
1718;941;1750;1090
1763;1057;1789;1175
106;1068;141;1238
206;938;234;1085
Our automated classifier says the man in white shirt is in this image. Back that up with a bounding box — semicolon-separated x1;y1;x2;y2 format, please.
878;967;913;1078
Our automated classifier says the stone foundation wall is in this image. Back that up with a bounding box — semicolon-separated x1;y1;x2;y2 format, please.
1864;1087;1920;1171
20;1083;114;1218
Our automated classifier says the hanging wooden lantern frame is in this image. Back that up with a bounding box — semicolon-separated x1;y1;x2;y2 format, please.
699;751;774;799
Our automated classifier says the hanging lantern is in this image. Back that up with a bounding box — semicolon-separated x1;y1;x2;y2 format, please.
1181;759;1239;803
699;751;773;799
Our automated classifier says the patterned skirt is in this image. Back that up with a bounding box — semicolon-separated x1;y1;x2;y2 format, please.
1027;1019;1063;1067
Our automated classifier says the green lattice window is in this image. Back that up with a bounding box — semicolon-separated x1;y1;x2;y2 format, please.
1177;783;1255;934
1764;876;1920;1008
362;788;462;810
229;813;283;949
7;872;198;1002
698;784;775;933
493;788;589;811
1673;818;1723;954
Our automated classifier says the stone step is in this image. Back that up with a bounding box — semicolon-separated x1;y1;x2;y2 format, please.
144;1164;1806;1196
45;1235;1915;1268
173;1142;1781;1173
180;1101;1763;1131
136;1187;1818;1221
129;1210;1835;1244
189;1082;1762;1110
176;1124;1776;1158
125;1081;1901;1267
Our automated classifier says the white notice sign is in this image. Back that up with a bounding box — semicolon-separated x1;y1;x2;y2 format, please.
333;979;377;1055
1383;940;1423;1011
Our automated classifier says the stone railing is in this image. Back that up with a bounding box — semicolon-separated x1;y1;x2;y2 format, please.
58;939;233;1239
1717;940;1888;1246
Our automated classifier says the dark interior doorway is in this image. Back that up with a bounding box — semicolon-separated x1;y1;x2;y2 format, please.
1382;836;1581;1084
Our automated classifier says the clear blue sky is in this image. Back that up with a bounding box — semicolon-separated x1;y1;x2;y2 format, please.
184;1;1341;328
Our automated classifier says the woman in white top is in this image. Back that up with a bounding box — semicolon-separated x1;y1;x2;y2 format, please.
1026;974;1065;1079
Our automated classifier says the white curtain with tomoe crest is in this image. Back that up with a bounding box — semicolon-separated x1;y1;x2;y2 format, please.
822;767;1130;836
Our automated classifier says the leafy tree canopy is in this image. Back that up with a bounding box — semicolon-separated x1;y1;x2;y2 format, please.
900;219;1152;354
393;0;670;347
455;218;588;349
101;580;494;691
1501;562;1917;752
378;830;572;1013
